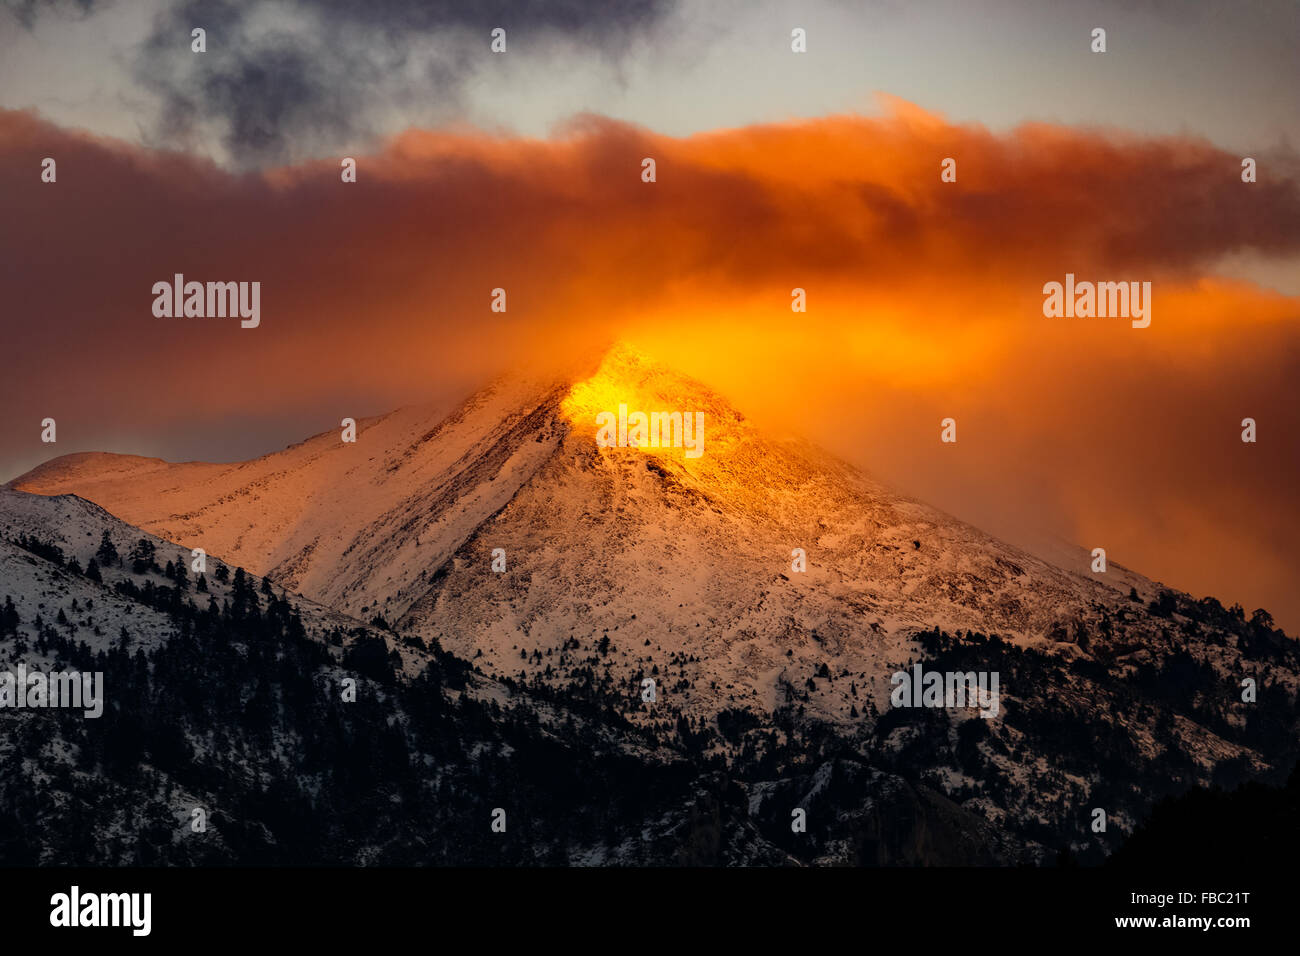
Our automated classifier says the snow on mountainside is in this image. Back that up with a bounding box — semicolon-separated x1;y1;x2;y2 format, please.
0;489;180;655
3;484;801;866
0;486;399;663
4;346;1299;866
2;344;1219;721
11;372;567;624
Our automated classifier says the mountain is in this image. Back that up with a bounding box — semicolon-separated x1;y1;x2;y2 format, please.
0;486;391;658
0;485;1010;865
5;343;1299;865
12;344;1158;720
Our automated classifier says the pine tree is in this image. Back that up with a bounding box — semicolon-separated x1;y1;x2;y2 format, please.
95;529;119;566
130;538;156;574
85;558;102;583
0;596;18;636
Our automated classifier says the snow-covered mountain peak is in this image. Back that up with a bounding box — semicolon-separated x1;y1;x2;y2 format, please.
8;342;1173;720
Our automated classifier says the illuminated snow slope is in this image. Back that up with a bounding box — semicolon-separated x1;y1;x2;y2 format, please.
9;344;1192;721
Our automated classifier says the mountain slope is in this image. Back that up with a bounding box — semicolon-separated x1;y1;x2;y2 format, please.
11;344;1170;721
12;373;567;624
5;347;1299;865
0;486;1019;866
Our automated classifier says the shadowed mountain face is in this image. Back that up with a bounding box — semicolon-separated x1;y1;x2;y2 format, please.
13;343;1159;720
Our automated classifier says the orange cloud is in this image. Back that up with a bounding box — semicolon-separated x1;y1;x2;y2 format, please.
1;100;1297;628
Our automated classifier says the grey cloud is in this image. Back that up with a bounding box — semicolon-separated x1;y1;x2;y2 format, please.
132;0;677;167
6;0;103;30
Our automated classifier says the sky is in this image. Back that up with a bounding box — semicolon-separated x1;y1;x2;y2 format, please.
1;0;1298;630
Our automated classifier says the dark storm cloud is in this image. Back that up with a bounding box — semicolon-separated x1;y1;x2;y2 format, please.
305;0;673;36
132;0;677;166
6;0;99;27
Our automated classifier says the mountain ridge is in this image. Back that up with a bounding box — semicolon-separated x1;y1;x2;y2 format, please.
8;343;1229;726
3;348;1299;863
